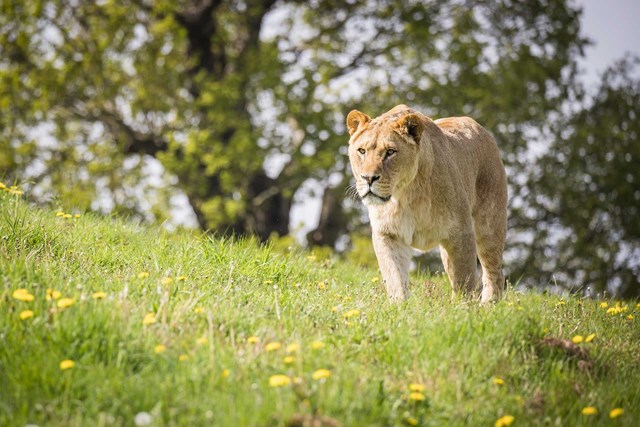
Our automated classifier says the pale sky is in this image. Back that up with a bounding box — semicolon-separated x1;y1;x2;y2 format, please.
577;0;640;86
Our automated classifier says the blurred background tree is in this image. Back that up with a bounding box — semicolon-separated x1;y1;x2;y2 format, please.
1;0;637;296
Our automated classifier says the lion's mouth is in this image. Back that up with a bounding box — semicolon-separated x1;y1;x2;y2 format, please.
363;190;391;203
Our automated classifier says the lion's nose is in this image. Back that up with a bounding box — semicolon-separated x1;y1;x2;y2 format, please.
361;174;380;185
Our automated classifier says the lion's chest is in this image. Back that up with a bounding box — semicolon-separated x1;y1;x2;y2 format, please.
369;201;446;251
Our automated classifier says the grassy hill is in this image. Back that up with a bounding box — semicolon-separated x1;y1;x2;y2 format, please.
1;189;639;426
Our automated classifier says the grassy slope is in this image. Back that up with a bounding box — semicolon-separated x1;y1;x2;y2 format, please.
1;192;639;427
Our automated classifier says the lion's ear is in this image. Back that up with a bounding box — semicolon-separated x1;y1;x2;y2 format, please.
346;110;371;137
394;113;425;145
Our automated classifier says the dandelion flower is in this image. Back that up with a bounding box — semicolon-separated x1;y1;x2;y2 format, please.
57;298;75;309
161;277;173;285
154;344;166;354
19;310;34;320
179;354;189;361
311;341;325;350
409;392;426;401
46;289;62;301
312;369;331;380
263;280;273;285
63;214;72;219
138;271;149;279
585;333;596;343
609;408;624;418
265;342;282;352
581;406;598;416
177;275;187;281
286;343;300;353
306;255;316;261
371;277;380;283
142;313;157;325
495;415;515;427
92;291;107;299
222;369;230;378
269;374;291;387
627;314;634;320
12;289;35;302
317;281;326;290
247;336;260;344
343;309;361;319
492;377;505;386
409;383;425;392
0;182;6;189
404;416;418;426
600;302;608;308
59;359;75;370
56;211;65;217
572;335;584;344
194;307;204;314
196;336;208;346
74;213;81;218
284;356;295;364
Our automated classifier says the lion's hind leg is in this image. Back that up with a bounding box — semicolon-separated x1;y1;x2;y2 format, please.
473;209;507;303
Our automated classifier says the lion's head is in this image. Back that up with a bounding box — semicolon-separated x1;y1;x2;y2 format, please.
346;105;425;206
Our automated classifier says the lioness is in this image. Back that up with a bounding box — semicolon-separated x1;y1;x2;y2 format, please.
347;105;508;303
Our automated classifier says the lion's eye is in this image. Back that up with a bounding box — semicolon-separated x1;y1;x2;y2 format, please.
357;148;366;155
385;149;397;158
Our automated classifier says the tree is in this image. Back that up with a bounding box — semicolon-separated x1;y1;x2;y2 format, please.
1;1;587;245
511;57;640;298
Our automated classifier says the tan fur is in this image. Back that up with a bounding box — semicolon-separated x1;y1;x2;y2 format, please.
346;105;508;303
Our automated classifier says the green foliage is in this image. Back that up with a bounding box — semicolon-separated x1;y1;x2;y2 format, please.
512;58;640;298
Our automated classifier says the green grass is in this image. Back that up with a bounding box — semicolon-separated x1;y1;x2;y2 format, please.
1;191;639;427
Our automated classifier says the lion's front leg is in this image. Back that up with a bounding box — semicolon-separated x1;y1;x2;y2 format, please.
372;233;412;302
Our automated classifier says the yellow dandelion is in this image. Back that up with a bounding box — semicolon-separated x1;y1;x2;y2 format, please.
8;187;23;195
311;341;325;350
196;336;208;346
57;298;75;309
285;343;300;353
179;354;189;362
627;314;634;320
331;306;339;312
312;369;331;380
92;291;107;299
343;309;361;319
269;374;291;387
283;356;295;364
265;342;282;352
177;275;187;281
263;280;273;285
161;277;173;285
19;310;34;320
405;416;418;426
609;408;624;419
46;289;62;301
371;277;380;283
636;303;640;308
581;406;598;416
154;344;166;354
317;281;326;290
56;211;65;217
194;307;204;314
495;415;515;427
409;392;426;401
247;336;260;344
585;333;596;343
492;377;505;386
138;271;149;279
556;300;566;306
409;383;425;392
142;313;157;325
600;302;609;308
59;359;75;370
0;182;5;189
306;255;316;261
12;289;35;302
63;214;72;219
74;213;81;218
572;335;584;344
221;369;230;378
